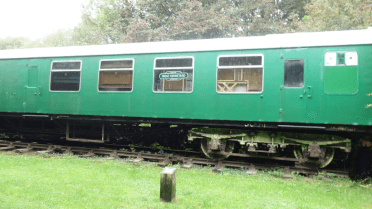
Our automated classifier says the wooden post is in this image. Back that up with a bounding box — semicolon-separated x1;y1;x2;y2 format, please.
160;167;177;203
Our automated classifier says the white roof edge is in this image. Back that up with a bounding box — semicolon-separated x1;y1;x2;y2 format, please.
0;28;371;60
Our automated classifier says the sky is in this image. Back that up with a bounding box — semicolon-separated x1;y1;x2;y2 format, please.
0;0;88;40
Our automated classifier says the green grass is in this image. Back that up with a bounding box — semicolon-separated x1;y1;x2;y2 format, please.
0;152;371;209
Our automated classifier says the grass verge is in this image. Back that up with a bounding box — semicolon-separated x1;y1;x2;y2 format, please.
0;152;371;209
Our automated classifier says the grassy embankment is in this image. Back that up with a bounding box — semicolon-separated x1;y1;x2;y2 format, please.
0;152;371;209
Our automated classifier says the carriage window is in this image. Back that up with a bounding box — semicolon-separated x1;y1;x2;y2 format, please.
153;57;193;93
337;53;345;65
284;59;304;88
324;51;358;94
50;61;81;91
217;55;263;93
98;59;134;92
325;52;358;66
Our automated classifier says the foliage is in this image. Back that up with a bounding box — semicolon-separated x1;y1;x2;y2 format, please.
75;0;138;44
289;0;372;32
150;142;165;149
232;0;289;36
0;133;9;138
278;0;311;20
291;171;303;180
0;29;82;49
0;37;30;50
367;93;372;108
1;0;372;48
74;0;290;44
41;29;80;47
168;0;241;40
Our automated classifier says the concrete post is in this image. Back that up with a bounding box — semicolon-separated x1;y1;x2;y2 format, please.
283;166;293;178
160;167;177;203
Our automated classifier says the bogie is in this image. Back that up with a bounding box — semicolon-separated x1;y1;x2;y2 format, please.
189;127;350;168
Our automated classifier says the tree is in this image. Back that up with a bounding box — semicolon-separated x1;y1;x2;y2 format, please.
289;0;372;32
278;0;310;20
0;29;83;50
41;29;79;47
168;0;241;40
74;0;139;44
76;0;290;43
122;14;169;42
233;0;289;36
7;0;372;48
0;37;30;50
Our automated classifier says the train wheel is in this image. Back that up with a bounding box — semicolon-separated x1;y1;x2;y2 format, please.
201;138;234;159
294;146;335;168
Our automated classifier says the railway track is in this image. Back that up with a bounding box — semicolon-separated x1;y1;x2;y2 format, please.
0;139;349;178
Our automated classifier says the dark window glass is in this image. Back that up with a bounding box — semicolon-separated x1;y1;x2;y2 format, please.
284;59;304;88
101;60;133;69
50;71;80;91
337;52;345;65
52;62;81;70
219;56;262;66
155;58;192;68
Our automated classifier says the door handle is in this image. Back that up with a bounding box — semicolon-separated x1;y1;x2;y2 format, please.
307;86;312;98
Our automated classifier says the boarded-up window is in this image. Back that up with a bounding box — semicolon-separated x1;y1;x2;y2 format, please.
153;57;193;93
98;59;134;92
217;55;263;93
50;61;81;91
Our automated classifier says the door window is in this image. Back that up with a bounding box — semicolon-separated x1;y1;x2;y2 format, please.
284;59;304;88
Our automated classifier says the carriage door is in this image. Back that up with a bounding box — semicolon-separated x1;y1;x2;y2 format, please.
25;59;40;113
280;49;308;122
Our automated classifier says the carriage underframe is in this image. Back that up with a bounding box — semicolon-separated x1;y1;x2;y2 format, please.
188;127;352;168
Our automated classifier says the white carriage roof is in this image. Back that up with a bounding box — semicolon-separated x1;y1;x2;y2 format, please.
1;28;372;60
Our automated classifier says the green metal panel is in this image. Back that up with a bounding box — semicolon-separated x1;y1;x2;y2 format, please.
324;66;358;94
306;48;323;123
280;48;307;122
27;66;38;87
25;64;39;113
0;59;27;113
0;44;371;126
307;46;371;125
24;59;44;113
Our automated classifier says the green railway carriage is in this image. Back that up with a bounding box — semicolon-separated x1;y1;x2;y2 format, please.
1;28;372;170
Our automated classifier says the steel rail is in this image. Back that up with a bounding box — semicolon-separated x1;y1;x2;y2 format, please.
0;139;348;178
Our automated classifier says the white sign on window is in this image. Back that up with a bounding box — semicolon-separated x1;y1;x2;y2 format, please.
345;52;358;66
325;52;336;66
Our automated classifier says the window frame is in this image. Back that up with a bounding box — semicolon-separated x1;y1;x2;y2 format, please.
97;58;135;93
284;59;305;89
323;50;359;95
152;56;194;94
216;54;264;94
49;60;82;92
